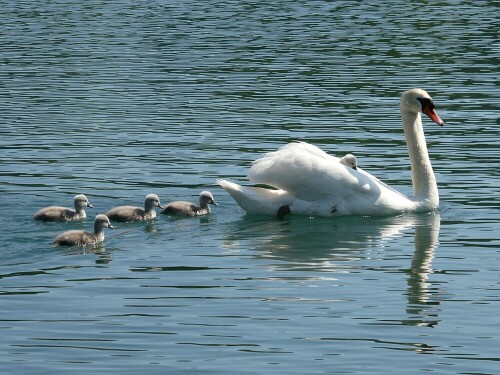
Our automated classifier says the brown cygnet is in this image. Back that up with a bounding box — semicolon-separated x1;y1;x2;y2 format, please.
106;194;163;222
53;214;114;247
34;194;93;222
161;191;217;216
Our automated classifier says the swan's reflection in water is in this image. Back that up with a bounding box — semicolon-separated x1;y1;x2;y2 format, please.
224;212;441;327
405;213;441;327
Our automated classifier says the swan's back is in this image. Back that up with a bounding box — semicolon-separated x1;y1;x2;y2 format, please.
250;143;369;200
248;142;415;215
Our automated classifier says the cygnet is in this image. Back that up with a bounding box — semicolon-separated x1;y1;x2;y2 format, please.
34;194;93;221
106;194;163;222
161;191;217;216
53;214;114;246
339;153;358;170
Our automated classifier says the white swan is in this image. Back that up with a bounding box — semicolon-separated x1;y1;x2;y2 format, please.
218;88;444;217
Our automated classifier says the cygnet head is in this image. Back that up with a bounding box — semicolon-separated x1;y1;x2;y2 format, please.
74;194;93;210
400;88;444;126
94;214;115;231
339;154;358;170
199;191;217;207
144;194;163;211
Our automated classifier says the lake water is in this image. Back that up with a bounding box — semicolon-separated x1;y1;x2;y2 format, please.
1;1;499;373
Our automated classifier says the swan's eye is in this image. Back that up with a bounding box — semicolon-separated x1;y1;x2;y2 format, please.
417;97;435;111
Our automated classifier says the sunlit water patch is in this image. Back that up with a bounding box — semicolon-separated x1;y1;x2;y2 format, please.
1;1;499;374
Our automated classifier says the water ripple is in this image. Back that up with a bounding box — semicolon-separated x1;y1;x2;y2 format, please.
1;1;499;374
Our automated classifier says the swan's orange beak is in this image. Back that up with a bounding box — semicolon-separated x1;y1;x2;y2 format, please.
422;107;444;126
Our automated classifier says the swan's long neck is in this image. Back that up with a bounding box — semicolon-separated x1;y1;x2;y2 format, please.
145;200;155;213
401;110;439;209
94;221;104;235
74;201;83;213
199;199;210;212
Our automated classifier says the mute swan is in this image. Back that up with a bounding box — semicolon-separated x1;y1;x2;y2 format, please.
106;194;163;222
34;194;93;221
161;191;218;216
218;88;444;217
339;154;358;170
53;214;114;246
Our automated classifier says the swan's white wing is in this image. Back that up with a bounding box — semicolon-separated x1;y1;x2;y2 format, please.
248;142;380;202
356;167;410;201
278;141;340;161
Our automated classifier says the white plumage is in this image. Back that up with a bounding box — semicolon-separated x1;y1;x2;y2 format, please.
219;88;444;217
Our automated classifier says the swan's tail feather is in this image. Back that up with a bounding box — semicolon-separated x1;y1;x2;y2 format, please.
217;179;289;216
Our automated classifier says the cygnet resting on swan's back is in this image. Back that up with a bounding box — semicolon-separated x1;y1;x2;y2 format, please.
106;194;163;222
218;88;444;217
161;191;217;216
34;194;93;222
339;154;358;170
53;214;114;247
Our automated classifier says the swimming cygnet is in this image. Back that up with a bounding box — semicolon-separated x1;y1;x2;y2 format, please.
34;194;93;222
53;214;114;247
106;194;163;222
161;191;218;216
339;153;358;170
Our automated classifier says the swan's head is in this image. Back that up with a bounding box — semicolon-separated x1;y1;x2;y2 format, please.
401;88;444;126
74;194;93;209
145;194;164;210
200;191;218;207
95;214;114;229
339;154;358;170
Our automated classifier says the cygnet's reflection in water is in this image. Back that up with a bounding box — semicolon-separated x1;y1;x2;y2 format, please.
63;242;112;263
224;212;441;327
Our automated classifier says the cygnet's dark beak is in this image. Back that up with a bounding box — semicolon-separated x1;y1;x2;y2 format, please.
108;224;115;229
87;203;94;208
211;200;218;207
158;204;164;209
